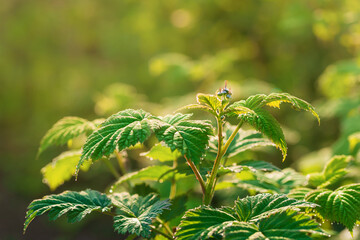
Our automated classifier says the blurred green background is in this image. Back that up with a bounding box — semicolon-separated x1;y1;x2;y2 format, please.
1;0;359;239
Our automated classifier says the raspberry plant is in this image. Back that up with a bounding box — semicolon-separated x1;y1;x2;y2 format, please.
24;84;360;239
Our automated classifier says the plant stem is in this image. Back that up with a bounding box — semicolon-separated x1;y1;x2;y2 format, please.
203;120;243;205
156;217;173;236
184;155;206;195
204;117;223;205
222;120;243;157
170;157;178;199
115;150;126;175
150;226;173;239
102;158;121;179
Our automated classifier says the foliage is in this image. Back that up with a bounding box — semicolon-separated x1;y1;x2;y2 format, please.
41;151;92;190
38;117;99;156
111;193;171;237
306;184;360;232
24;190;112;233
176;194;323;240
24;85;360;239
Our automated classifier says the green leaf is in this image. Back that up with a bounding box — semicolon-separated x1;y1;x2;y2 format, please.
225;210;326;240
38;117;98;156
155;113;213;164
176;194;321;240
141;143;181;162
161;195;188;222
226;93;320;161
238;108;287;161
308;155;353;188
223;169;306;194
175;206;236;240
111;165;173;189
305;183;360;232
259;93;320;124
218;160;280;177
41;151;92;191
197;93;222;113
24;189;112;233
78;109;159;172
111;193;170;238
208;127;275;159
223;105;255;118
287;188;313;200
177;104;214;114
233;193;316;222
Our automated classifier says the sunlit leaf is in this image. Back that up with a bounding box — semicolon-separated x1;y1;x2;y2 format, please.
308;155;352;188
111;165;173;189
38;117;98;156
141;143;181;162
41;150;91;191
225;210;326;240
305;184;360;232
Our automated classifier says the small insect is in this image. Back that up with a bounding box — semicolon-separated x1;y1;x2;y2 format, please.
216;80;232;99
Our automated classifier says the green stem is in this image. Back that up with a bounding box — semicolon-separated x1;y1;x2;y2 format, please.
222;120;243;157
102;158;121;179
203;120;243;205
184;155;206;195
156;217;173;236
204;117;223;205
115;150;126;175
150;226;173;239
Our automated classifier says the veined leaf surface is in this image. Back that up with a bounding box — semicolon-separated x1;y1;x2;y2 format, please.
111;193;170;238
155;113;213;165
24;189;112;233
78;109;159;172
38;117;98;156
176;194;321;240
305;183;360;232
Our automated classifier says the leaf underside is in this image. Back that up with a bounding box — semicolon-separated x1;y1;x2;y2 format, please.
24;189;112;233
41;150;91;191
38;117;97;156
